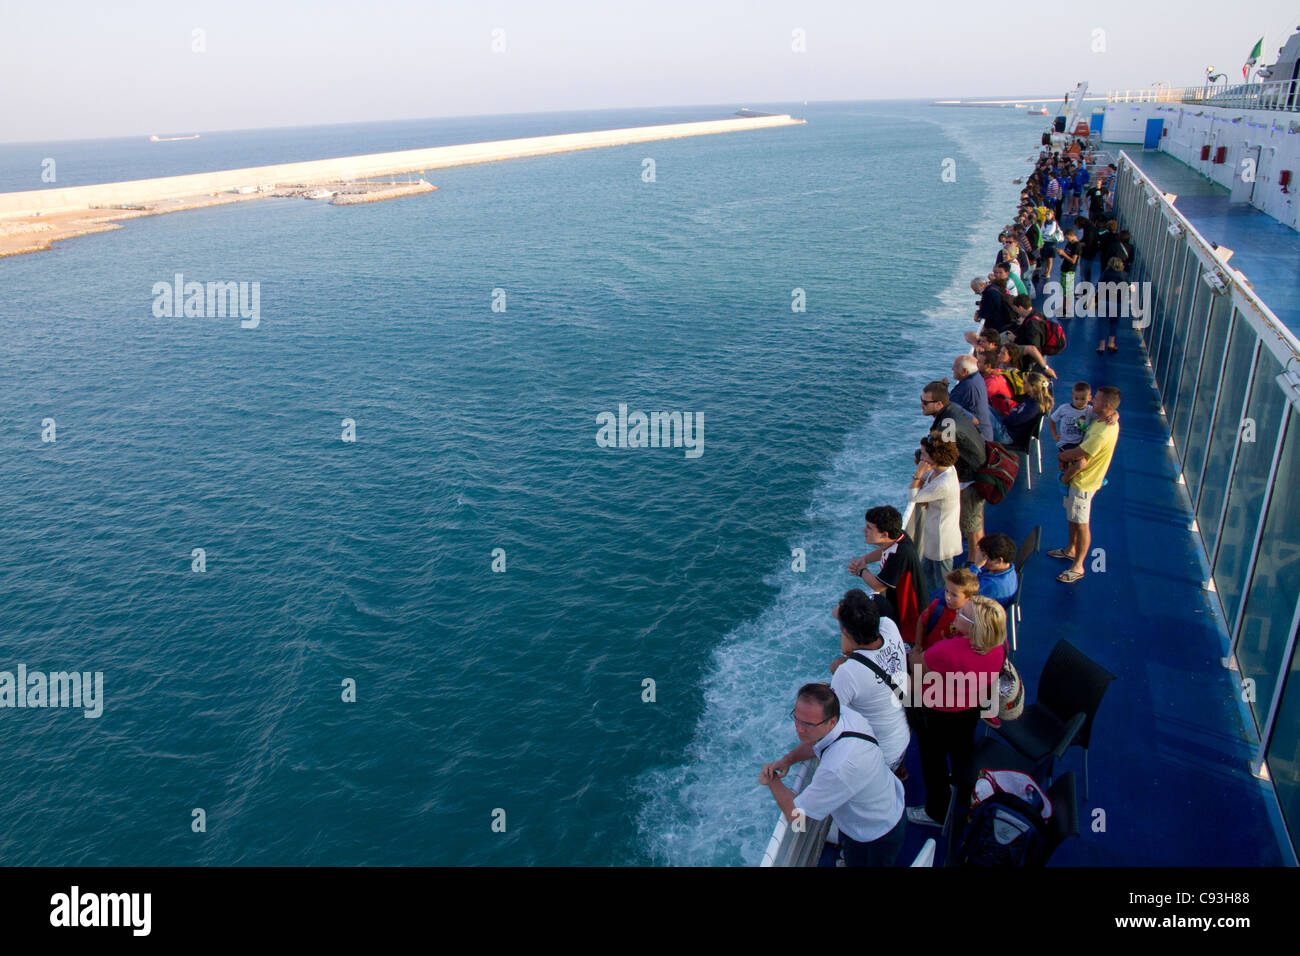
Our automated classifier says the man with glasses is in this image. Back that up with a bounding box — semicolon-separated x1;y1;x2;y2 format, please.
760;683;907;866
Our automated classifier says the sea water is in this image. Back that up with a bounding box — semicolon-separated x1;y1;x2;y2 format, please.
0;102;1037;865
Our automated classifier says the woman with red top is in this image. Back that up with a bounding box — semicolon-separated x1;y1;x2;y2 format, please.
905;596;1008;828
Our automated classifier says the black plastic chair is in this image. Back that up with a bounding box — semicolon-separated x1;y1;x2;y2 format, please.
1015;525;1041;575
1041;771;1080;864
994;639;1116;800
1007;525;1040;652
970;734;1044;780
1007;414;1045;489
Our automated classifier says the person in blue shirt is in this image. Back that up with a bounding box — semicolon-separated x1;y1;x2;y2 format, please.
948;354;994;442
966;533;1019;608
1071;164;1090;216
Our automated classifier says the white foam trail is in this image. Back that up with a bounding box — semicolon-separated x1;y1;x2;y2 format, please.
634;112;1028;866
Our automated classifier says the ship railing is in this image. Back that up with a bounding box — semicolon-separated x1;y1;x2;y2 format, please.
757;759;835;867
1106;80;1300;112
757;502;917;867
1113;151;1300;862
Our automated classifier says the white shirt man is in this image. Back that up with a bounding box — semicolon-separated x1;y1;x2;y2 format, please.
830;616;911;768
793;708;905;845
761;684;908;866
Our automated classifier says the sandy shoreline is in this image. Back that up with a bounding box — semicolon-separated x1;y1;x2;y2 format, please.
0;191;275;257
0;183;439;257
0;116;803;258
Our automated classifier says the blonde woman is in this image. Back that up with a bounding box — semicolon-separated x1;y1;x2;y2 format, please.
905;596;1008;827
1002;372;1052;450
999;243;1028;297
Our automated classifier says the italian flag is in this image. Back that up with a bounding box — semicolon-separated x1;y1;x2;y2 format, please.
1243;37;1263;79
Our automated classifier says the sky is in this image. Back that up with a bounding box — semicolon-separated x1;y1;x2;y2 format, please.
2;0;1297;143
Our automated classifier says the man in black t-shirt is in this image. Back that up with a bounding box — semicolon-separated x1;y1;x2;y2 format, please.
848;505;926;636
1058;230;1080;317
1008;294;1056;379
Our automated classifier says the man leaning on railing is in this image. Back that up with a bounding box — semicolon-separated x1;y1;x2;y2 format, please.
759;683;908;867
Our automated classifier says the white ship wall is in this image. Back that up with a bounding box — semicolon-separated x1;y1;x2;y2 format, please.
1095;104;1156;144
1098;102;1300;231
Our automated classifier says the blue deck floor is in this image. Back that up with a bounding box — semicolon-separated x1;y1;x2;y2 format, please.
1125;148;1300;336
891;203;1293;864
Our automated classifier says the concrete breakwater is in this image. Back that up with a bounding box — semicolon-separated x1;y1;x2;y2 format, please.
326;180;437;205
0;115;804;219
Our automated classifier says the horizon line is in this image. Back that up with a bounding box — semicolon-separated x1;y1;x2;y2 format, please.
0;94;1081;147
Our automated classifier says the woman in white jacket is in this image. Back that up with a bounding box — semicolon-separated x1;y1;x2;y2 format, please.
908;436;964;597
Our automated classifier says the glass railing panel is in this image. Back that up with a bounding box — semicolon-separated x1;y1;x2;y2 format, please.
1163;245;1201;399
1174;281;1219;476
1151;227;1176;379
1236;409;1300;733
1265;617;1300;854
1156;243;1192;389
1196;315;1256;551
1212;349;1287;633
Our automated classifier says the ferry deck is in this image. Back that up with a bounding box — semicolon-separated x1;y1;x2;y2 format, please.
762;101;1300;866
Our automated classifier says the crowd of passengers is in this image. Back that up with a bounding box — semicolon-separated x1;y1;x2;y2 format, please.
757;138;1126;866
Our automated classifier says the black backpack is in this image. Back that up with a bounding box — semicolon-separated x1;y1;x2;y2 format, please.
949;791;1049;867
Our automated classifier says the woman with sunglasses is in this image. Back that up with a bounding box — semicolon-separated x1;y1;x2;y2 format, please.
904;596;1008;829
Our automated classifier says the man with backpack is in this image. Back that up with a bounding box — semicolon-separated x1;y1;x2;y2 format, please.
828;589;911;771
1008;295;1065;377
759;684;908;866
848;505;928;636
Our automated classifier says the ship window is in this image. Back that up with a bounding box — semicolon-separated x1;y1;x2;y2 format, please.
1213;348;1287;633
1239;407;1300;734
1181;289;1233;499
1264;604;1300;859
1170;268;1212;449
1197;315;1256;550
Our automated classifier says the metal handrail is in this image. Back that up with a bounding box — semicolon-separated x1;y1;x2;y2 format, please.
1117;150;1300;365
1106;80;1300;113
757;505;918;867
758;760;835;867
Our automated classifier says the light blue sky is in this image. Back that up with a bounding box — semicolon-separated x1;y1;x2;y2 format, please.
3;0;1297;142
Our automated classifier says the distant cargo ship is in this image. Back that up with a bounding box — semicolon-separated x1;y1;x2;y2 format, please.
1028;107;1049;115
149;134;200;142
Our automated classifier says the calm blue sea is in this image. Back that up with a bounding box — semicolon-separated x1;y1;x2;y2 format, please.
0;102;1039;865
